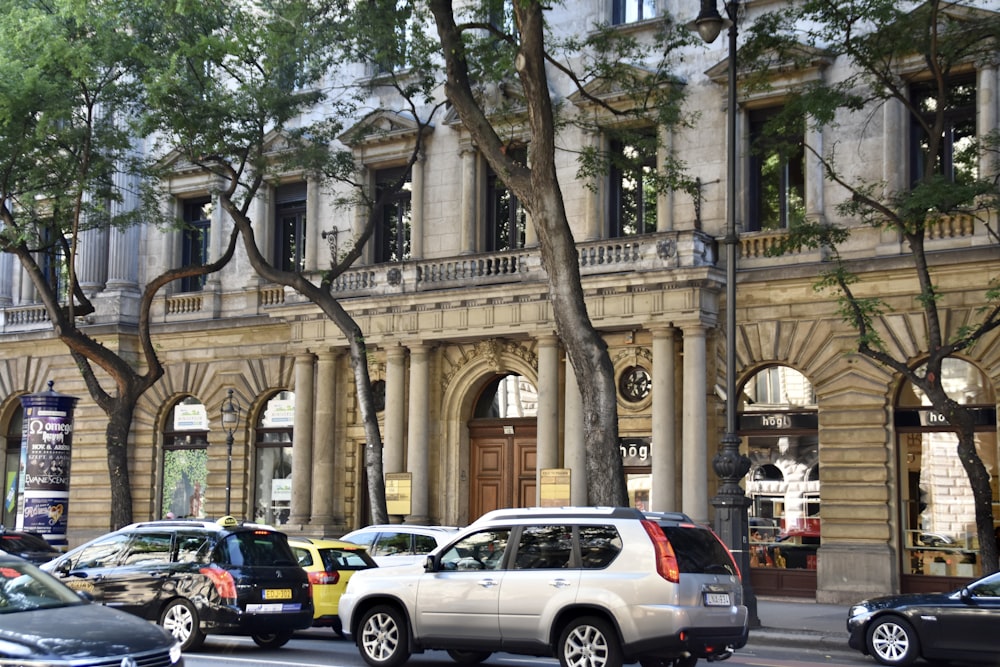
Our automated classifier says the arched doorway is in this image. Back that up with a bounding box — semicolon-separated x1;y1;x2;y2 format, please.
468;374;537;521
740;365;819;598
896;358;997;593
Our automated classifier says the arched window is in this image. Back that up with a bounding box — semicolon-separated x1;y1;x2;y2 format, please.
254;391;294;526
741;366;820;572
161;397;209;519
2;406;23;527
896;358;996;582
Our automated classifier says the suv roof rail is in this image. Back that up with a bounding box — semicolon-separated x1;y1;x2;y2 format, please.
472;506;657;524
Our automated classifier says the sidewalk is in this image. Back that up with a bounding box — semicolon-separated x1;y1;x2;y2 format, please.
745;597;852;654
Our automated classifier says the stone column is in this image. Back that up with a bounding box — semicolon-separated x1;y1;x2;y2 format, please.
681;325;708;524
77;228;108;296
206;193;224;289
535;335;560;503
106;226;139;291
805;120;825;222
411;152;425;259
651;327;677;511
310;349;339;528
460;148;477;254
582;130;602;241
883;97;907;196
289;352;315;527
657;126;675;232
405;343;430;524
384;344;407;476
979;62;998;181
564;356;586;504
0;254;12;305
305;177;322;271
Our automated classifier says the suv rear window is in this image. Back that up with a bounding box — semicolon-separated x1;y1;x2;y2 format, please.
661;525;738;576
1;532;52;552
215;531;296;566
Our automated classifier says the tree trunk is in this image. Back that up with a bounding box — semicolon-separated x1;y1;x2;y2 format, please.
105;400;135;530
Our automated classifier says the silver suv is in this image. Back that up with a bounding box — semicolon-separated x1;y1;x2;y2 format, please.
338;507;748;667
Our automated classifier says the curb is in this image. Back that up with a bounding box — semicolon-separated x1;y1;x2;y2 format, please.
747;628;853;655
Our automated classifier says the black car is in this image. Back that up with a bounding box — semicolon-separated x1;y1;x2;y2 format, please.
847;571;1000;666
0;552;184;667
41;517;313;651
0;526;60;564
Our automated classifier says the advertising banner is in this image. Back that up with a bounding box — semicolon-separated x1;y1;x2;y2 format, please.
19;382;79;548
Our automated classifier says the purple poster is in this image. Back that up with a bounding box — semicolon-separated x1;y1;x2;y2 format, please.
19;382;78;548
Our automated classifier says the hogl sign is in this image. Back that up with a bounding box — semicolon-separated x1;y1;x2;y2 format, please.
18;381;79;548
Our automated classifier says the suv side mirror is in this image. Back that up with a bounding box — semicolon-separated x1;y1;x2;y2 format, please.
424;554;438;572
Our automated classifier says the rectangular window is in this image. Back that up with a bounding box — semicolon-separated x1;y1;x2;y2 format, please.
748;108;805;232
275;183;307;272
909;75;977;186
180;198;211;292
612;0;657;25
608;133;657;238
40;226;68;302
372;0;418;74
486;147;527;251
374;167;412;263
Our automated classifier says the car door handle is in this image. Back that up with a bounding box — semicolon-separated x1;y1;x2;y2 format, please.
477;578;498;589
549;578;571;589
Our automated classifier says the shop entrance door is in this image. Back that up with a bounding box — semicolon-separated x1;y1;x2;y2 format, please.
468;419;536;521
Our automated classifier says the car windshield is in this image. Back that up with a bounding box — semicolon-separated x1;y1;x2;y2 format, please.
0;560;86;613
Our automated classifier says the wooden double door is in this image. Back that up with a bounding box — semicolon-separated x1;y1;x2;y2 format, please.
468;419;537;521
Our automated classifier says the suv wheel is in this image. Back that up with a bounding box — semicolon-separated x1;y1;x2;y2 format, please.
252;630;294;649
447;649;492;665
160;598;206;652
558;617;623;667
358;605;411;667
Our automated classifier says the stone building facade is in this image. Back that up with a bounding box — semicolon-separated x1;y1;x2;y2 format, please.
0;0;998;604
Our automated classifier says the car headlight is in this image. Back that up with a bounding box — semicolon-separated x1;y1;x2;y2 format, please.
170;642;184;664
848;604;871;619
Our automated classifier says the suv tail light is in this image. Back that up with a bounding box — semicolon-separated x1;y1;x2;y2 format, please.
200;566;237;599
641;520;679;583
308;570;340;585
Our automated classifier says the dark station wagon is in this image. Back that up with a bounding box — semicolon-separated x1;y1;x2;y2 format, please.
41;517;313;651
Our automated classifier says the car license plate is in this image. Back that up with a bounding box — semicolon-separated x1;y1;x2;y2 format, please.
263;588;292;600
704;592;731;606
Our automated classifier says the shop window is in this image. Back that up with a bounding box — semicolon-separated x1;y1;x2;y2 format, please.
161;397;209;519
2;407;23;527
254;391;294;526
897;358;996;579
741;366;820;572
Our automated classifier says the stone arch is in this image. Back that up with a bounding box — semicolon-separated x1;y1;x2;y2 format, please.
438;338;538;525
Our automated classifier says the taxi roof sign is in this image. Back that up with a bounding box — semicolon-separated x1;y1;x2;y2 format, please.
218;515;239;528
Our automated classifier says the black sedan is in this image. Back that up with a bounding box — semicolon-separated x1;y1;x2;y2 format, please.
847;571;1000;666
0;527;59;564
0;553;184;667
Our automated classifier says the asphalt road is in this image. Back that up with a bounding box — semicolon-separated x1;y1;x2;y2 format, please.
181;629;876;667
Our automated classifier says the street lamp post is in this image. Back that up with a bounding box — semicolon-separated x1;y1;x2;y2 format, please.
221;388;242;516
691;0;759;627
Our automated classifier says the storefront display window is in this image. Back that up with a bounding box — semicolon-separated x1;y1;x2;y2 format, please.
254;391;294;526
741;366;820;572
3;407;23;526
897;358;997;578
161;397;208;519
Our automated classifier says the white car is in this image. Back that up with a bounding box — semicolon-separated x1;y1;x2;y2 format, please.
339;507;749;667
340;524;459;567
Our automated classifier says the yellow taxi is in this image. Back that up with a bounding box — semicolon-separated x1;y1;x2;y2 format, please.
288;537;377;636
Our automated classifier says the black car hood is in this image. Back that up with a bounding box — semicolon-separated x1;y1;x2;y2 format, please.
0;603;175;659
861;591;955;610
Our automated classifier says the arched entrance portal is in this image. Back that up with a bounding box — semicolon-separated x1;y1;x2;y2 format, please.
468;375;538;521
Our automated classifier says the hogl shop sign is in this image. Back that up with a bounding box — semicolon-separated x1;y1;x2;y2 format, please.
18;381;79;548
